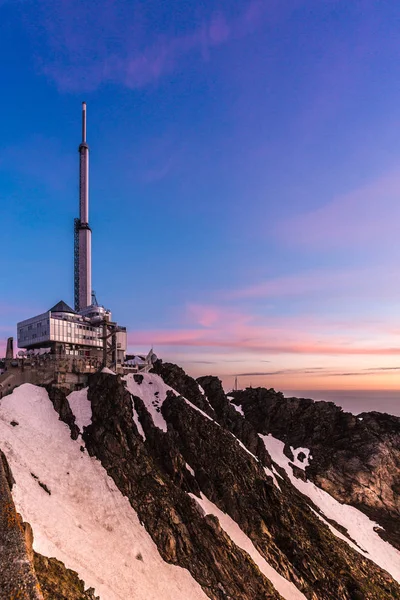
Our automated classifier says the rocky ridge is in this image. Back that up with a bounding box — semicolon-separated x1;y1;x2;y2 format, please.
228;386;400;550
0;362;399;599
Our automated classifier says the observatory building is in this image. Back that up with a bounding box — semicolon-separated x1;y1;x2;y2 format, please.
17;103;127;368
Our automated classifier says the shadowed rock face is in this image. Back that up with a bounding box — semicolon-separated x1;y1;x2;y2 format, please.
151;360;217;418
228;386;400;550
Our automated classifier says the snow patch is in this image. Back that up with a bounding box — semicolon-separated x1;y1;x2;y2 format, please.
123;373;179;433
260;433;400;583
308;507;364;554
290;447;312;470
184;397;218;424
190;492;306;600
67;388;92;432
186;463;195;477
231;403;244;416
101;367;116;375
0;384;207;600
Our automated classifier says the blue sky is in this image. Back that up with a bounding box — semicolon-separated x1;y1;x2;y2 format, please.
1;0;400;390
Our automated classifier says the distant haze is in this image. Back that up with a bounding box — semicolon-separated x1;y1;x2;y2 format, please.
281;390;400;418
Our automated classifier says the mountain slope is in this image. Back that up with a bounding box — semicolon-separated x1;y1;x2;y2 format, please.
0;364;399;599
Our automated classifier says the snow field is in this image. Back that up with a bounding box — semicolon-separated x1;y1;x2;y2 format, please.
67;388;92;432
0;384;208;600
190;492;306;600
260;434;400;583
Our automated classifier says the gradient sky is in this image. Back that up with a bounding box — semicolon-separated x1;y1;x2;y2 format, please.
1;0;400;391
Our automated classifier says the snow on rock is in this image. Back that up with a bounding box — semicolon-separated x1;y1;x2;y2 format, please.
190;492;306;600
260;433;400;583
184;397;217;424
123;373;179;433
101;367;116;375
308;507;363;554
231;403;244;416
132;400;146;441
197;383;206;396
67;388;92;433
186;463;195;477
0;384;208;600
290;447;312;470
125;374;280;492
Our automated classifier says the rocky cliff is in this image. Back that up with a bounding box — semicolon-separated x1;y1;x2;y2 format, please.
227;386;400;550
0;363;399;599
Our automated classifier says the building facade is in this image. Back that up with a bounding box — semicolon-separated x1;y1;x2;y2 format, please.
17;301;127;365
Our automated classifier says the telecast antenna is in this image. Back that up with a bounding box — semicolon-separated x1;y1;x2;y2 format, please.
82;101;87;143
74;102;92;311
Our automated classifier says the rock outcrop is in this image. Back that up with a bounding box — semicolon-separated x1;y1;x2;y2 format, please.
229;386;400;550
0;450;43;599
34;554;99;600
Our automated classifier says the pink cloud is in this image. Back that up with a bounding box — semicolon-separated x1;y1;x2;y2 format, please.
186;303;252;328
278;171;400;251
128;327;400;356
187;304;221;328
127;303;400;357
34;1;271;92
229;264;399;300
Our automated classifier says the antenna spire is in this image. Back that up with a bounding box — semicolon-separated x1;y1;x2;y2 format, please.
82;102;87;143
74;102;92;311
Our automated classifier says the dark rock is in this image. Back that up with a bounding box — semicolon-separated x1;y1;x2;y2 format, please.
44;385;80;440
38;481;51;495
152;360;216;418
198;376;273;468
0;450;15;489
233;387;400;549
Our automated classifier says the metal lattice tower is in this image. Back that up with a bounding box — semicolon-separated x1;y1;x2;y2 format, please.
74;218;80;312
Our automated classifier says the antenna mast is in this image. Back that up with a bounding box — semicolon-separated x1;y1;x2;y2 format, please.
74;101;92;311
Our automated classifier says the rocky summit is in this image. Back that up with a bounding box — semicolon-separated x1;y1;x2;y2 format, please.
0;361;400;599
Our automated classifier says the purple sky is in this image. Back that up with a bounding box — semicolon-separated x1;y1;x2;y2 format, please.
1;0;400;391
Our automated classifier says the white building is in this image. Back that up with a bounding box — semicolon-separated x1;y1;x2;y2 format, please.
17;301;127;365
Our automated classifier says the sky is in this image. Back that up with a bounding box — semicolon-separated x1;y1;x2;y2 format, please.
1;0;400;392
